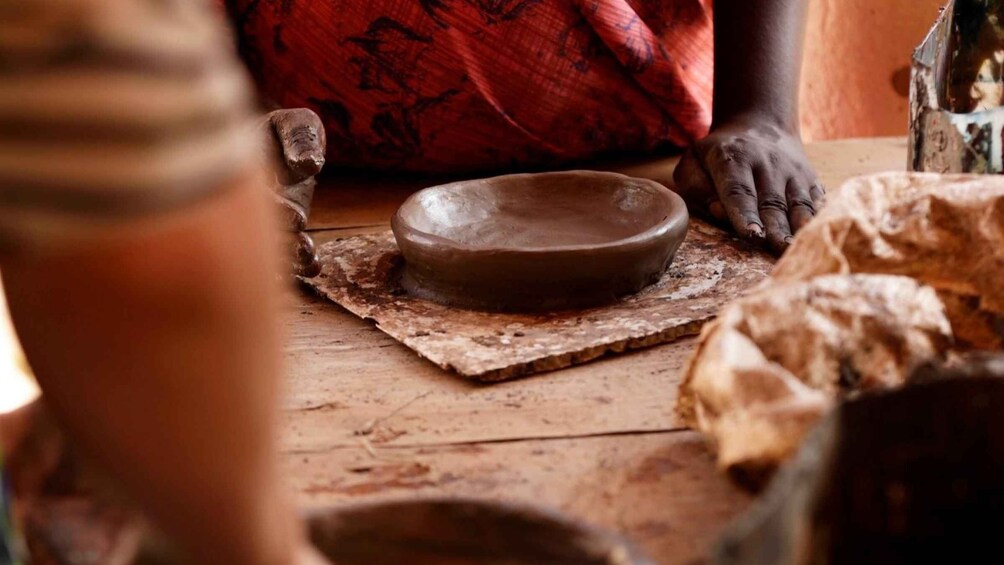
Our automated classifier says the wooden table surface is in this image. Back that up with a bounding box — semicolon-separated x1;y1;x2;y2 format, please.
283;137;908;564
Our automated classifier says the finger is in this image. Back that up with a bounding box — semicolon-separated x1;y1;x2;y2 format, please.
753;166;793;254
275;193;308;232
810;183;826;209
708;201;728;224
270;108;327;182
290;232;321;278
787;178;818;233
280;178;316;219
705;150;764;240
673;150;719;216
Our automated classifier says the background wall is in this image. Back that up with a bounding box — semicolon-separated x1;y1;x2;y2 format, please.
799;0;947;140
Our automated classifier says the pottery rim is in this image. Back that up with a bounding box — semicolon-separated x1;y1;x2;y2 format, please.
391;170;689;256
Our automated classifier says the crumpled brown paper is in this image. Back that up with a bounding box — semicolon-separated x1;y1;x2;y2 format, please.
678;274;953;484
772;172;1004;349
679;173;1004;483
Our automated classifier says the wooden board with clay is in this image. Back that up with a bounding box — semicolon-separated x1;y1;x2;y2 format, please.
303;219;774;381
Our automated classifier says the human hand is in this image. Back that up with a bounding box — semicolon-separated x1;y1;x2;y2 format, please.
673;116;824;255
261;108;327;277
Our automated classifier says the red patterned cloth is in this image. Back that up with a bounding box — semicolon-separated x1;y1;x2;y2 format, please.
226;0;714;173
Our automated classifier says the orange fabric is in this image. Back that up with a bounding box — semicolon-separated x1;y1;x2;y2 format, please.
228;0;714;173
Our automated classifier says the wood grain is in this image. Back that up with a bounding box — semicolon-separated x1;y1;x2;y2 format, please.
282;292;697;451
285;431;753;565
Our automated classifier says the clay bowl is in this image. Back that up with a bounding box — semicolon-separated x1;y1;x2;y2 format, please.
391;171;689;312
306;498;654;565
130;499;651;565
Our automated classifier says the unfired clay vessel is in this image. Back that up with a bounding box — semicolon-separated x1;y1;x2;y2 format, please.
391;171;690;312
133;499;653;564
307;498;654;565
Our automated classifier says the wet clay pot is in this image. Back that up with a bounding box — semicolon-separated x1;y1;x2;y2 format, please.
306;498;654;565
130;499;651;565
391;171;689;313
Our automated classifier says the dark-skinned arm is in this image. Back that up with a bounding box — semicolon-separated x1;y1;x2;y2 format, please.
674;0;824;254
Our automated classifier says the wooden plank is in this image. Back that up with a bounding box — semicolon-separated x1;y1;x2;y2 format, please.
307;137;909;232
282;292;696;451
286;137;911;462
301;222;773;381
805;137;908;191
284;431;753;565
309;173;421;231
280;138;910;563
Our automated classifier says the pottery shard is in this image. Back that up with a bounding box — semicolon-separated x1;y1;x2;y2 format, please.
771;172;1004;349
678;274;954;484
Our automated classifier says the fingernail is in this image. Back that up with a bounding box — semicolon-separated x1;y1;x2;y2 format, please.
295;232;317;261
287;126;325;176
746;223;764;238
292;152;325;178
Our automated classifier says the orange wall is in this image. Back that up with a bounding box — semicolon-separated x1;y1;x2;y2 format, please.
799;0;947;140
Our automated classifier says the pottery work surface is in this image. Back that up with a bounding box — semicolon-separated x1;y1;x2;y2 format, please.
392;171;689;312
305;220;772;381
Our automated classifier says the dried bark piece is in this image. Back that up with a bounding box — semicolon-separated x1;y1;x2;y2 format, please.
304;221;773;381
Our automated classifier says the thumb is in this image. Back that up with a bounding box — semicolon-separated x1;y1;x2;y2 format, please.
269;108;327;182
